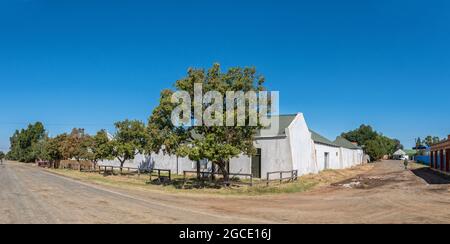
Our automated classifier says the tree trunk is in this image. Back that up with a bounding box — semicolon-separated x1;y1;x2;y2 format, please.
120;160;125;173
211;163;216;181
196;160;201;181
76;159;81;171
217;160;230;185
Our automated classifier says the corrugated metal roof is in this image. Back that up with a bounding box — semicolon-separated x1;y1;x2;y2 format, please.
310;130;339;147
334;136;362;150
256;114;297;137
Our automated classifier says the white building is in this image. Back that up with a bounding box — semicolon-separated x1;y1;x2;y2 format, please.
99;113;365;178
393;149;408;160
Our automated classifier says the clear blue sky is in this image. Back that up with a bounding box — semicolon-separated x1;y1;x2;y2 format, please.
1;0;449;150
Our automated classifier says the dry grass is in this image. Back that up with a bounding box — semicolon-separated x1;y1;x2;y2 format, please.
45;163;375;196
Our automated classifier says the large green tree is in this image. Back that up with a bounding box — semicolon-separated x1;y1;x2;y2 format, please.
47;134;67;163
88;130;114;167
110;120;147;172
7;122;46;162
340;125;378;147
148;64;267;182
60;128;92;164
365;137;387;161
342;125;403;161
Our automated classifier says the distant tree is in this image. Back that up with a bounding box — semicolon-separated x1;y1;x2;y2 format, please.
31;137;50;161
342;125;403;161
0;151;5;162
365;137;386;161
7;122;46;162
110;120;147;172
60;128;92;164
47;135;67;163
88;130;114;168
433;137;441;144
424;135;442;147
393;139;404;151
415;137;423;148
341;125;378;147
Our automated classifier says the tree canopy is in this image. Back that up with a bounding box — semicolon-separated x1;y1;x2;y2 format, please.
423;136;442;147
88;130;114;167
341;125;403;161
60;128;92;163
7;122;46;163
148;64;268;181
110;120;147;170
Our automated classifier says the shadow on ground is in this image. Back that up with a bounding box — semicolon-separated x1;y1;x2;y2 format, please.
411;168;450;185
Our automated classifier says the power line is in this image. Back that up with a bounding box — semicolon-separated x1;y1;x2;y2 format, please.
0;122;115;127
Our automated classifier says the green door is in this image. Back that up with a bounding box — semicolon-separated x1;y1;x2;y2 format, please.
252;149;262;178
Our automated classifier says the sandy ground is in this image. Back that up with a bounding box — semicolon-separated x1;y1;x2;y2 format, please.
1;160;450;224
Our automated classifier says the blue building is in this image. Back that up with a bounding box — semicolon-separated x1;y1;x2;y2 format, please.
413;146;430;165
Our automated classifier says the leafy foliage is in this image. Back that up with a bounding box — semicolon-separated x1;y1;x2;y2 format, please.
342;125;403;161
60;128;92;162
7;122;46;162
423;136;442;147
88;130;114;166
148;63;266;181
0;151;5;161
340;125;378;147
110;120;147;169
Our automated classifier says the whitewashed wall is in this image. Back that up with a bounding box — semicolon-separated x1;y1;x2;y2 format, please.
98;153;152;170
287;113;318;176
314;143;340;171
229;155;252;175
255;137;293;179
339;147;354;169
98;112;365;179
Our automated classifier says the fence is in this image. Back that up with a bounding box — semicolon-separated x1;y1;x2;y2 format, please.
183;171;254;186
265;170;298;186
98;165;144;177
98;165;172;182
149;169;172;183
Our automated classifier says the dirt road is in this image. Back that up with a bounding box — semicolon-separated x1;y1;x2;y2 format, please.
1;160;450;224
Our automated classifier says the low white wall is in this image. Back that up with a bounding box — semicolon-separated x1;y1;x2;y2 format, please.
314;143;340;171
255;137;293;179
229;155;252;175
98;154;151;170
98;113;365;179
